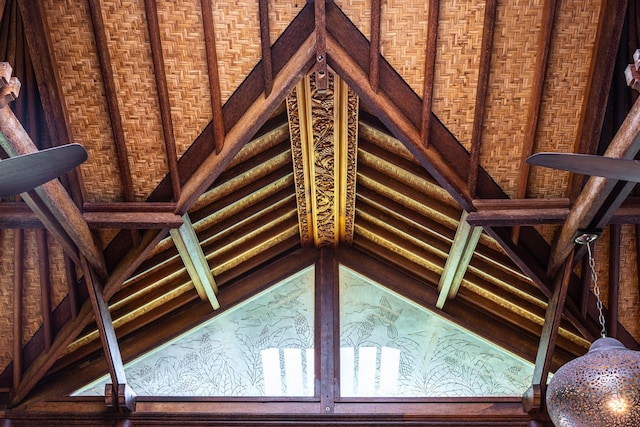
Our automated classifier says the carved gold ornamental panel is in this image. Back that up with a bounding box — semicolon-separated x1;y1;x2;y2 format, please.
286;72;358;247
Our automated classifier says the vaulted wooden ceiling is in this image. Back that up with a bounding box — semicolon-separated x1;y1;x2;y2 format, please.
0;0;639;424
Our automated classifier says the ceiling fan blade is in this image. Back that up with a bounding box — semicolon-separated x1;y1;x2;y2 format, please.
0;143;88;197
526;152;640;183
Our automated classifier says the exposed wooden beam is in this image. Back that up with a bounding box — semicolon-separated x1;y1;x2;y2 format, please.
82;211;183;229
36;229;52;351
170;214;219;310
468;198;570;226
515;0;556;201
0;107;106;277
512;0;556;244
368;0;381;92
467;0;497;198
64;254;79;320
0;202;182;229
437;211;482;309
420;0;439;149
523;248;574;416
548;96;640;276
258;0;273;96
143;0;181;202
86;0;134;202
200;0;225;154
81;256;136;413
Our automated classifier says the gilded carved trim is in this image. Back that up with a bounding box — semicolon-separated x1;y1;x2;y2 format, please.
286;71;358;247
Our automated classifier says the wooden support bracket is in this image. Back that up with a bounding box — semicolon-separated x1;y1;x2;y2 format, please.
105;383;136;413
0;63;21;109
626;49;640;92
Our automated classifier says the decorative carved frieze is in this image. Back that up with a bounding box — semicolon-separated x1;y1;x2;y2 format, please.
286;71;358;247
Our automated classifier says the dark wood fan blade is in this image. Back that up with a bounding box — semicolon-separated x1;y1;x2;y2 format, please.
0;143;88;197
526;152;640;183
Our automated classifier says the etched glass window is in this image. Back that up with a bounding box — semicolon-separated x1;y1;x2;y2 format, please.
74;266;315;397
339;266;534;397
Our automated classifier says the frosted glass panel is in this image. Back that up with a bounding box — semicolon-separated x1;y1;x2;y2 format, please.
74;267;315;397
339;266;534;397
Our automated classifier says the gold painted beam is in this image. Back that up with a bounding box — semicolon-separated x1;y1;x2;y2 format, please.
437;211;482;309
170;214;220;310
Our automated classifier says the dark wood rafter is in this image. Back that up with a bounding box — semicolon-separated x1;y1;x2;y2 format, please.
637;224;640;299
12;228;23;390
314;0;327;92
522;247;574;416
420;0;438;148
0;202;183;229
64;254;79;320
368;0;381;92
200;0;225;154
608;223;620;337
512;0;556;243
467;198;570;226
86;0;134;202
143;0;181;202
36;229;52;351
80;256;136;413
467;0;497;198
258;0;273;96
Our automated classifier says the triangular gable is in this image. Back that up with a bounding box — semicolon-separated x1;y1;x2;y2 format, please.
74;264;532;398
339;266;534;397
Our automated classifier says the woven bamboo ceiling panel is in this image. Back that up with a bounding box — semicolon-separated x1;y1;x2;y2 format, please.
0;0;638;423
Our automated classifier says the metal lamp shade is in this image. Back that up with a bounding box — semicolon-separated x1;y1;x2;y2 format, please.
546;337;640;426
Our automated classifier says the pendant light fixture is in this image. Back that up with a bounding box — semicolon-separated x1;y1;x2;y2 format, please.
545;233;640;426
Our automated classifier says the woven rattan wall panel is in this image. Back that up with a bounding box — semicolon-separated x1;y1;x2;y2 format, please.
480;0;545;198
379;1;429;99
336;0;371;48
268;1;305;47
43;0;124;202
527;0;601;199
0;230;14;372
21;231;43;355
213;0;261;103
